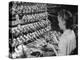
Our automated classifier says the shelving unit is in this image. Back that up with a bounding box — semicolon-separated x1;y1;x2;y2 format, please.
9;1;58;58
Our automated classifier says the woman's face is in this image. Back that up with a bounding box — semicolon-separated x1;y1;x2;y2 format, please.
57;16;66;30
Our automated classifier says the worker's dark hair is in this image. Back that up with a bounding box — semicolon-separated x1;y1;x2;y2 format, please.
58;9;73;29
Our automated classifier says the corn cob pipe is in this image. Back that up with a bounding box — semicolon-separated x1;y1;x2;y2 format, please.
11;2;47;15
11;19;50;36
11;12;48;26
12;25;51;47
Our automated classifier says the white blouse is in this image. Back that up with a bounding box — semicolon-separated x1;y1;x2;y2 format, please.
58;30;76;56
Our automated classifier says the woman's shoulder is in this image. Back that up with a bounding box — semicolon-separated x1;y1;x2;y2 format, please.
61;30;75;40
65;30;75;36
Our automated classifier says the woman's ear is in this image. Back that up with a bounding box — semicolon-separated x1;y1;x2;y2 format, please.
58;16;62;22
62;20;66;27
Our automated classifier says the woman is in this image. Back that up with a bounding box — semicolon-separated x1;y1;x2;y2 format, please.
57;9;76;56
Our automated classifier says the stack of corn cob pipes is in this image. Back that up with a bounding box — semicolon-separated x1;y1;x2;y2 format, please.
10;2;47;15
9;1;58;58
